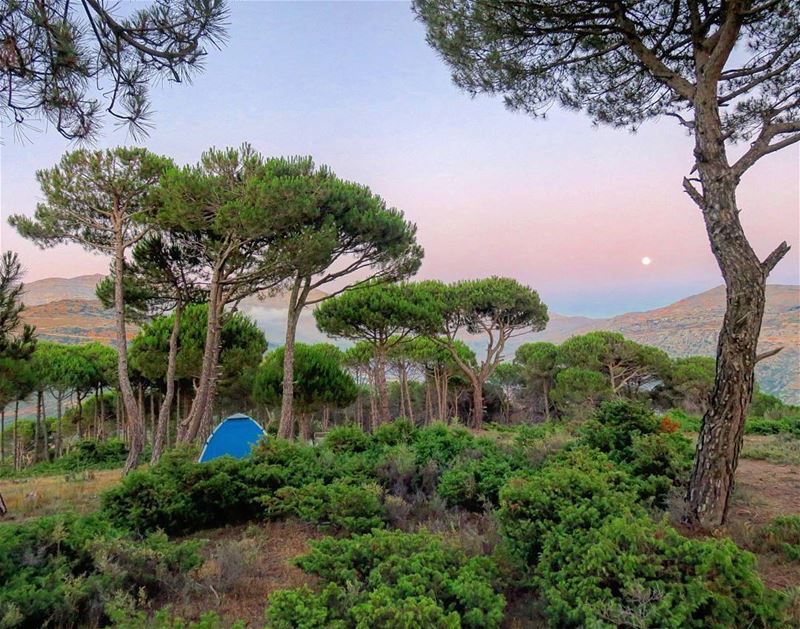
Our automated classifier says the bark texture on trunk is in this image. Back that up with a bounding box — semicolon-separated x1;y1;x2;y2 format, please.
180;275;223;443
471;379;484;429
152;303;182;464
374;346;390;427
685;86;787;528
116;239;144;474
278;279;303;439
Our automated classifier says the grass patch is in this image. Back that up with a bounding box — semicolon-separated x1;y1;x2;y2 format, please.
741;436;800;465
0;467;122;521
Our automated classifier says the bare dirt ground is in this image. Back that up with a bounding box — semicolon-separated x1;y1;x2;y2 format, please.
161;519;323;627
726;456;800;592
731;457;800;525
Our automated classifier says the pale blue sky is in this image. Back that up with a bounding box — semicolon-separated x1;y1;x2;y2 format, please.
1;1;798;317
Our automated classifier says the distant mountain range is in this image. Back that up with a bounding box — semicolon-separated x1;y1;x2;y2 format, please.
19;275;800;404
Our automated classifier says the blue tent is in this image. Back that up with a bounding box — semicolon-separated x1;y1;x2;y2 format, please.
198;413;267;462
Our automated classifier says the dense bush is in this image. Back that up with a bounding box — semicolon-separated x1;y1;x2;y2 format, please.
102;448;285;534
496;437;786;626
537;515;784;628
0;513;202;629
497;447;639;571
265;529;505;628
580;400;693;506
437;445;519;511
260;481;386;533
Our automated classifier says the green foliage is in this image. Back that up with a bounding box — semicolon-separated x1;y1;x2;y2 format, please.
130;304;266;396
266;530;505;628
558;331;670;396
411;422;476;467
261;481;385;533
497;448;638;570
663;355;716;411
314;281;443;345
536;515;784;628
0;513;202;629
666;409;703;432
550;367;611;411
580;400;693;506
323;425;372;453
373;417;417;446
102;448;285;535
253;344;357;412
438;455;508;511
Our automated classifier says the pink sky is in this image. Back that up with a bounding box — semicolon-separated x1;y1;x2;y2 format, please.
1;2;798;317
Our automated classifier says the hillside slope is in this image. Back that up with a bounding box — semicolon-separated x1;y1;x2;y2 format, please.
519;285;800;404
17;276;800;403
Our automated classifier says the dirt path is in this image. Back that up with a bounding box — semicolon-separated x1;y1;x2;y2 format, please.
730;458;800;525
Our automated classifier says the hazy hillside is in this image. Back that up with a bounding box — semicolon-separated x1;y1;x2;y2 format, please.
21;299;135;346
21;274;106;306
516;285;800;404
17;276;800;403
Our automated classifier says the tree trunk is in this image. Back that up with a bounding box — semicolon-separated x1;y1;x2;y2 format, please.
542;381;551;421
471;378;484;428
685;91;785;528
374;345;390;427
99;387;105;440
425;379;433;424
114;240;144;474
13;401;19;471
367;369;378;432
180;276;223;443
93;385;99;438
298;412;311;442
404;368;415;424
56;395;62;457
76;394;84;441
1;408;4;464
279;278;303;439
34;390;41;463
440;372;449;422
152;303;182;464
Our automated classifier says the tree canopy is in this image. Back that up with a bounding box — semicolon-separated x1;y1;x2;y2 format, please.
1;0;228;140
253;343;357;415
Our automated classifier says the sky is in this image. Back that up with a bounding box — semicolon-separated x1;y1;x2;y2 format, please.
1;1;798;318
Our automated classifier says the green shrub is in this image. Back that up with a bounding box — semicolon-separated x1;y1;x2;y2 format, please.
497;448;639;571
438;447;516;511
536;515;785;628
102;448;285;535
323;425;372;454
411;422;476;468
252;437;325;485
0;438;144;479
375;444;420;498
373;418;417;446
746;417;800;437
260;481;386;533
266;529;505;629
0;513;202;629
666;409;702;433
580;400;661;456
579;400;692;507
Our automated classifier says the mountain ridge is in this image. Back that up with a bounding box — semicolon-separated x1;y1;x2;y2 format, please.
18;276;800;403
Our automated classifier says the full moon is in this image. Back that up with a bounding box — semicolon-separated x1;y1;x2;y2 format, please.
641;256;652;266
